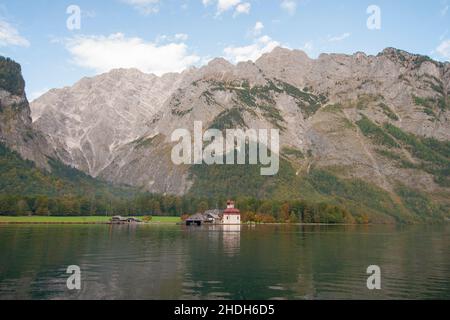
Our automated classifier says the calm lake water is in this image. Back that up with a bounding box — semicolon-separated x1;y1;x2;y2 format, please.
0;224;449;300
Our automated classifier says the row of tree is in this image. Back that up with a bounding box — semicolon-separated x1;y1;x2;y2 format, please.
0;193;369;224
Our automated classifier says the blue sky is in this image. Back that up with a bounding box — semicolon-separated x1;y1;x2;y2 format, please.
0;0;449;100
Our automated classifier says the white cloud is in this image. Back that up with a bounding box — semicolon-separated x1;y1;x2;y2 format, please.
328;32;351;42
281;0;297;15
156;33;189;43
441;3;449;16
252;21;264;36
224;35;281;63
65;33;200;76
122;0;161;15
205;0;251;16
233;3;251;16
436;39;450;60
174;33;189;41
218;0;241;13
0;20;30;47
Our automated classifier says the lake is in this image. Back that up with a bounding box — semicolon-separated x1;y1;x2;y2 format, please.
0;224;449;300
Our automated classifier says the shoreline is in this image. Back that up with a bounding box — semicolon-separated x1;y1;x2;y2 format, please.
0;216;181;225
0;216;447;226
0;221;397;226
0;222;180;225
0;219;362;226
0;221;354;226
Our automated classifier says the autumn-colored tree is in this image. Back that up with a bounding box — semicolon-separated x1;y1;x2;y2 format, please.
242;211;256;223
280;203;290;222
359;213;370;224
343;210;356;224
255;214;276;224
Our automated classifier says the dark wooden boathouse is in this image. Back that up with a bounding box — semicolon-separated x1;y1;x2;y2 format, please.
185;213;205;226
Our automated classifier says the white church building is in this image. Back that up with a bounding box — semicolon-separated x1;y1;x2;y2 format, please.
222;200;241;225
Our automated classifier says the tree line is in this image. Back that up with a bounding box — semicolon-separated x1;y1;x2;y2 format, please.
0;193;368;224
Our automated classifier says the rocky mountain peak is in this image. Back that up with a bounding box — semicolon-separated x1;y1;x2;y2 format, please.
378;47;442;70
197;58;235;79
30;62;188;177
256;47;310;67
207;57;233;69
0;57;25;97
25;47;450;206
0;56;53;169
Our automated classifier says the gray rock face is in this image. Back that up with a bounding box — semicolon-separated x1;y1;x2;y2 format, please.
32;68;187;176
31;47;450;196
0;61;53;169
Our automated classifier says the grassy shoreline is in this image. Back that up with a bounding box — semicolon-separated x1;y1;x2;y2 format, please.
0;216;181;224
0;216;366;226
3;216;445;226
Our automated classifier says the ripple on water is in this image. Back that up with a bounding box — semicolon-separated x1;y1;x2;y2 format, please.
0;224;449;300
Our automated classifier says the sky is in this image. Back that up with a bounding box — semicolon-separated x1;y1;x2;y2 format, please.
0;0;449;101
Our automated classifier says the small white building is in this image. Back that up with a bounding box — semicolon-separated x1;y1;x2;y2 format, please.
222;200;241;225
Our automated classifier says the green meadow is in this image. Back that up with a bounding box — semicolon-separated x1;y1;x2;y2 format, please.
0;216;181;224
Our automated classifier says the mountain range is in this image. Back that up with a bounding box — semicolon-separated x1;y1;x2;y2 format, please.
1;48;450;223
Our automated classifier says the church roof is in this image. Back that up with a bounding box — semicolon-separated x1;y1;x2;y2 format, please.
223;208;240;215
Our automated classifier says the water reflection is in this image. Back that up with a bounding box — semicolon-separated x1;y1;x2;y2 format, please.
221;225;241;256
0;224;449;300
